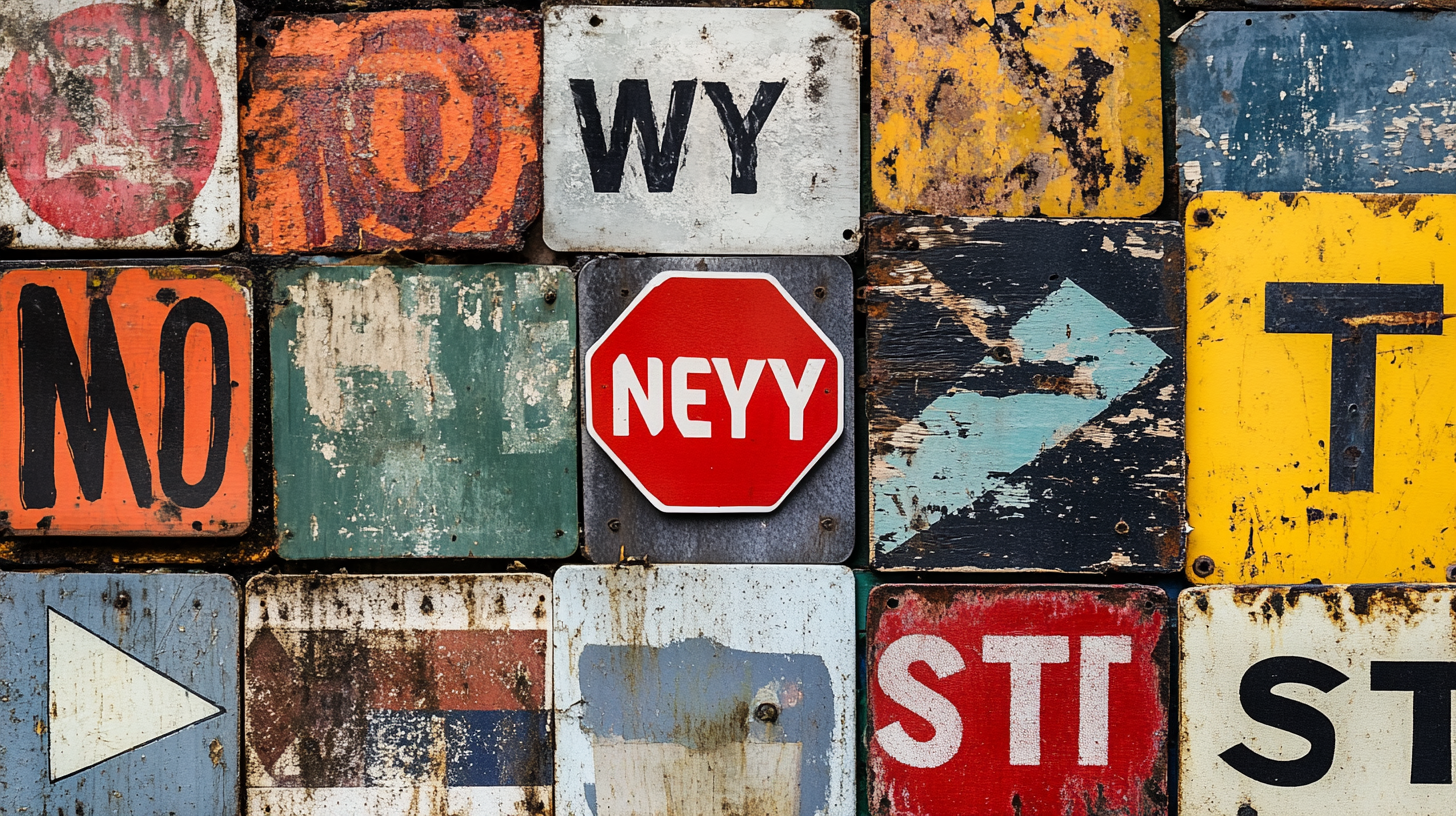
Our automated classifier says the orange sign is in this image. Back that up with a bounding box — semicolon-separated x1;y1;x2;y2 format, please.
0;268;252;535
242;9;542;253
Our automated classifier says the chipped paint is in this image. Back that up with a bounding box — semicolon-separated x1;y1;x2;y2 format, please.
272;265;577;559
1185;192;1456;584
871;0;1163;217
245;574;551;816
1181;585;1456;816
1176;12;1456;198
866;216;1186;573
0;0;239;250
243;9;541;253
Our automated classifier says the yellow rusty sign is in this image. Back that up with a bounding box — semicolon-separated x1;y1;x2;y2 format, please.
1186;191;1456;585
870;0;1162;217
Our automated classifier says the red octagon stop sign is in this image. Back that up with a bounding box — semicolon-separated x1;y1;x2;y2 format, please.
585;272;844;512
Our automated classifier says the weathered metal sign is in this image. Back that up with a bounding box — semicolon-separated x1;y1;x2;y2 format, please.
865;216;1185;573
0;266;252;536
1186;192;1456;583
554;565;855;816
542;6;860;254
868;585;1169;816
0;0;239;250
246;574;552;816
1175;12;1456;199
272;264;577;559
1181;585;1456;815
0;571;240;814
871;0;1162;218
243;9;541;253
578;257;853;562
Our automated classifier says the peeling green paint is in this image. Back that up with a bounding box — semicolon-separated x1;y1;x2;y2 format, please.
272;264;578;559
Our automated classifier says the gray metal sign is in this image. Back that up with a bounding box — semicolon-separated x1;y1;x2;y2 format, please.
578;256;854;563
0;571;240;814
1181;585;1456;815
542;6;861;255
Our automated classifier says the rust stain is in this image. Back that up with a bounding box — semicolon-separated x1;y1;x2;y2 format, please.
871;0;1162;217
243;10;542;253
1343;311;1456;328
209;737;225;767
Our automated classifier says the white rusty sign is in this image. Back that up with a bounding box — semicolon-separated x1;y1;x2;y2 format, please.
245;574;553;816
542;6;861;255
1181;585;1456;816
553;565;856;816
0;571;240;815
0;0;239;250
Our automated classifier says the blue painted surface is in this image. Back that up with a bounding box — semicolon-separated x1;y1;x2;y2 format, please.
873;279;1166;552
578;637;834;816
0;572;240;815
447;710;553;787
1176;11;1456;196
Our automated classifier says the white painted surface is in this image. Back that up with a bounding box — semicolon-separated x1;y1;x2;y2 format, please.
1078;635;1132;766
873;634;964;769
553;565;856;816
248;786;552;815
982;636;1070;766
543;6;860;254
0;0;239;249
1181;586;1456;816
47;609;222;780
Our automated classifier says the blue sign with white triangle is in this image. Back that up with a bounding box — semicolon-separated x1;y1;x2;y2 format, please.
0;572;239;814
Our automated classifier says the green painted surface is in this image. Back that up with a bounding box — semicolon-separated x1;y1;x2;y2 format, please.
272;264;578;559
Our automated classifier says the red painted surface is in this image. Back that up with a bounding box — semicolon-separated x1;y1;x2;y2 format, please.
868;585;1169;816
0;4;222;240
585;272;843;512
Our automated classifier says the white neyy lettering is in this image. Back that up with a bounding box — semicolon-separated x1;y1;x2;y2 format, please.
612;355;663;436
1078;636;1132;765
671;357;712;438
769;358;825;441
712;358;765;439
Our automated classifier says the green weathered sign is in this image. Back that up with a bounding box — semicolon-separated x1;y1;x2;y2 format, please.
272;264;578;559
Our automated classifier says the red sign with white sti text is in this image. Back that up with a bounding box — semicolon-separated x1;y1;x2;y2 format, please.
585;272;844;512
868;586;1169;816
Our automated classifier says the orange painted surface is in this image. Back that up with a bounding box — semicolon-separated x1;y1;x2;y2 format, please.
0;268;252;535
243;9;542;253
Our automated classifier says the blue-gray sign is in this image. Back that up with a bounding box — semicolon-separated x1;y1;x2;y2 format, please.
0;572;239;815
1175;11;1456;199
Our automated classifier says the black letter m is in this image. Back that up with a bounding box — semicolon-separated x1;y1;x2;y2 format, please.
18;284;153;509
570;78;697;193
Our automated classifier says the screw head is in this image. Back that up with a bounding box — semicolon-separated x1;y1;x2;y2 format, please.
1193;207;1213;227
813;286;827;300
1192;555;1216;577
1446;564;1456;583
819;516;835;531
607;518;622;533
1114;520;1130;535
113;591;130;610
544;290;557;305
754;702;779;723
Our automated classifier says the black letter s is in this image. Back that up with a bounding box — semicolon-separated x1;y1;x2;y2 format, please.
1219;656;1349;787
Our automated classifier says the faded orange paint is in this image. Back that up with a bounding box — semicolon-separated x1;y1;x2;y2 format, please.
242;9;541;253
0;268;252;536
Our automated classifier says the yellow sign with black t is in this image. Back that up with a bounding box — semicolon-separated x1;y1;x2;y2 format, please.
1186;192;1456;584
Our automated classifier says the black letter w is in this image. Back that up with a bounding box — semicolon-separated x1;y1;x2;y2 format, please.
570;79;697;193
18;284;153;509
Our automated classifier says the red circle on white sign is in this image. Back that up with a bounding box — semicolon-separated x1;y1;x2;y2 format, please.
0;3;222;240
585;272;844;512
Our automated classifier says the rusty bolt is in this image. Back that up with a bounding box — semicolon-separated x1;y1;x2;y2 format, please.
607;518;622;533
819;516;835;531
754;702;779;723
113;591;130;610
1114;520;1130;535
544;290;557;305
1446;564;1456;582
1193;207;1213;227
1192;555;1216;578
813;286;827;300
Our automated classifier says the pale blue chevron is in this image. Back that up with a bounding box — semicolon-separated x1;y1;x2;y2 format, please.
874;280;1167;552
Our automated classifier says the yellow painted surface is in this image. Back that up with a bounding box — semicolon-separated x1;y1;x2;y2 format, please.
1185;192;1456;584
870;0;1162;217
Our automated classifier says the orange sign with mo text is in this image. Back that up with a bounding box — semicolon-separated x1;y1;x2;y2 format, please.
0;268;251;535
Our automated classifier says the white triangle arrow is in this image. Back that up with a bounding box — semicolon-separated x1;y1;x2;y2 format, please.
47;608;224;781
